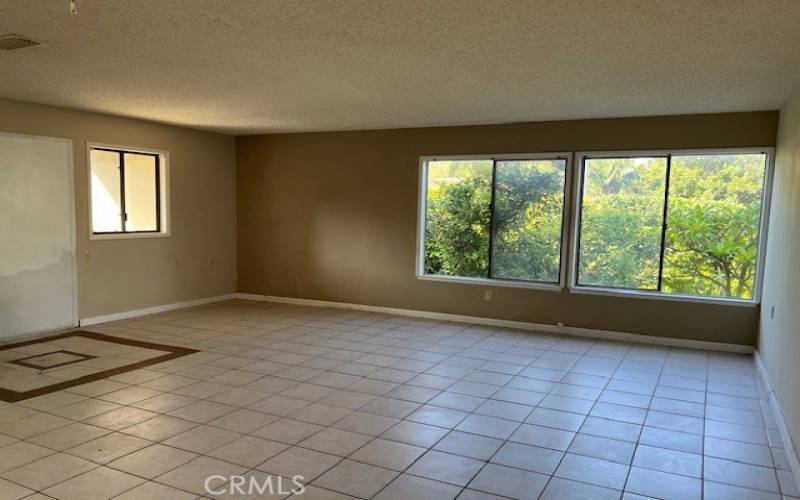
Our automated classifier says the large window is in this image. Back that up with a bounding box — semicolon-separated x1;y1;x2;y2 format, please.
573;150;771;301
419;155;569;287
89;145;168;238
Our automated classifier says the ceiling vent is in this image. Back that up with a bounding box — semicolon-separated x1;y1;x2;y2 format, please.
0;35;40;51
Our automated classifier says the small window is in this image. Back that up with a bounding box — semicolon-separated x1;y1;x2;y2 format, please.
89;145;168;238
419;154;569;288
574;150;771;301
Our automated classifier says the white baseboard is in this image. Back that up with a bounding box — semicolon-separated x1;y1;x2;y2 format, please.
755;350;800;495
235;293;753;354
79;293;237;326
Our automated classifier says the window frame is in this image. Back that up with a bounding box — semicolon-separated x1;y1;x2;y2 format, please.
416;152;573;291
568;147;775;306
87;142;170;240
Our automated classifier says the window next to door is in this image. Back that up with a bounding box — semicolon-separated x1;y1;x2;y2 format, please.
88;144;169;239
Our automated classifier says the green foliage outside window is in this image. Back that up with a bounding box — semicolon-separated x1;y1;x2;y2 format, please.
422;152;766;300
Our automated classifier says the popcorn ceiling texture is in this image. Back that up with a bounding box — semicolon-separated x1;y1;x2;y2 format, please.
0;0;798;134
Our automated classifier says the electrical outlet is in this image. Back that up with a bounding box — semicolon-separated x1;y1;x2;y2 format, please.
484;289;493;301
83;251;91;263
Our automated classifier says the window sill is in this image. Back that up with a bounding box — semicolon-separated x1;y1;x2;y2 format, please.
417;274;563;291
568;285;758;307
90;232;170;241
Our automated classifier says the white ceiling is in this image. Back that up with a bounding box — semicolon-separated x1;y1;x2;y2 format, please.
1;0;799;135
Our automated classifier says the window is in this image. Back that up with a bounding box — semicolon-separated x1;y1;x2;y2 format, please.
573;150;771;302
419;154;569;287
88;145;168;238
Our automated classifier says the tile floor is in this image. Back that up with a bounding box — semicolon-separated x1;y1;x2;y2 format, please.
0;333;187;398
0;299;797;499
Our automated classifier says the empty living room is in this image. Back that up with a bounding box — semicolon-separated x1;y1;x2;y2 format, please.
1;1;800;499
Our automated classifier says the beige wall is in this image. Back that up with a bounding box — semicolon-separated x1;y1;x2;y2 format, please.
237;112;778;346
759;89;800;458
0;98;237;319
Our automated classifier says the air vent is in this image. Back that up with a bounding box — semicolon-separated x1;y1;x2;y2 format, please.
0;34;40;51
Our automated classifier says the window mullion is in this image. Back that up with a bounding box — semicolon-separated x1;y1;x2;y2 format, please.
656;154;672;292
154;155;161;233
487;159;498;279
118;151;127;233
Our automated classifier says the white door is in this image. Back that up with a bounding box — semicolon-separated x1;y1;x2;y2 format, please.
0;132;77;339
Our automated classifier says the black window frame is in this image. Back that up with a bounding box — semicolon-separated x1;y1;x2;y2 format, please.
571;149;773;303
89;147;162;235
419;154;571;288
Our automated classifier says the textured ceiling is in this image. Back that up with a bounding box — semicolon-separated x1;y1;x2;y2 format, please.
1;0;799;134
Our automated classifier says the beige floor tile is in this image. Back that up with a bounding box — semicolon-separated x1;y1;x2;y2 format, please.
289;403;352;426
43;466;144;500
257;446;341;480
248;395;311;417
350;438;426;471
540;477;620;500
207;436;288;467
17;391;87;411
0;477;35;500
0;441;54;473
122;414;198;441
173;381;230;399
331;411;399;436
68;432;151;464
50;398;122;420
109;443;197;478
208;408;278;433
156;456;246;495
84;406;159;431
380;420;448;447
27;422;111;450
299;428;373;456
313;459;398;498
0;404;38;425
114;480;199;499
292;485;359;499
99;386;163;405
132;393;198;413
107;369;164;385
434;431;504;461
468;463;549;499
65;379;129;397
209;387;270;407
253;418;325;444
1;452;97;490
374;474;461;500
163;425;241;454
168;400;238;423
1;412;72;439
407;450;484;486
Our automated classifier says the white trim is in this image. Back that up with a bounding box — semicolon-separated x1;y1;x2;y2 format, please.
416;152;572;290
418;274;561;291
87;141;171;240
65;138;79;329
79;294;236;326
755;350;800;495
568;286;758;307
569;147;775;306
235;293;753;354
